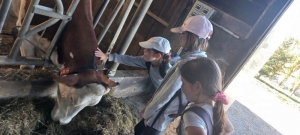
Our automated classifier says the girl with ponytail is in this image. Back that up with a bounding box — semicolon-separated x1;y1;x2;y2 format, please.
164;57;233;135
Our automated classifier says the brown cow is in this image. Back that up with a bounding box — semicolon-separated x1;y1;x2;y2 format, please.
11;0;118;124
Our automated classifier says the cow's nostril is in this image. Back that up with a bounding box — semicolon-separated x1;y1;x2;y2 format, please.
60;122;68;125
51;108;59;122
51;114;59;122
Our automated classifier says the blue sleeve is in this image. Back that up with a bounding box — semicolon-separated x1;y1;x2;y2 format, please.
108;53;147;68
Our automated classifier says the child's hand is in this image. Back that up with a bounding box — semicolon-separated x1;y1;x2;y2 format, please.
95;48;108;60
139;100;151;119
139;107;146;119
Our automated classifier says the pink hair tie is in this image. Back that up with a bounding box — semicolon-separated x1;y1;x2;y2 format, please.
213;92;228;105
165;53;170;57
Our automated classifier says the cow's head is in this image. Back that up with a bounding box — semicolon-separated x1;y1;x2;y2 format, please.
51;70;118;124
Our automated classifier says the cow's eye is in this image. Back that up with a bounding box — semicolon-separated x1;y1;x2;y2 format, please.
85;85;90;88
69;95;78;105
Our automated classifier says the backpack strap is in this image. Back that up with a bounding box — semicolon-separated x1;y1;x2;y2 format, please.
146;61;169;78
168;92;189;119
150;89;181;127
177;89;187;115
159;61;168;78
177;106;213;135
145;62;151;74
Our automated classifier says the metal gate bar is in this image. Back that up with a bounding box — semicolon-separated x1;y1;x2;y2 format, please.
100;0;135;69
93;0;110;28
0;0;79;66
0;0;12;33
45;0;80;62
8;0;42;59
97;0;125;44
0;0;150;69
108;0;153;76
0;56;45;65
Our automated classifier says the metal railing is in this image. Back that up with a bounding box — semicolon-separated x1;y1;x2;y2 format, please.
108;0;153;76
0;0;153;76
0;0;12;32
0;0;79;66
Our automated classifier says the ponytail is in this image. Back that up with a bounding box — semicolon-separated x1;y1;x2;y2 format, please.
212;91;228;135
162;53;171;63
180;58;227;134
184;31;209;52
213;101;226;135
152;49;171;63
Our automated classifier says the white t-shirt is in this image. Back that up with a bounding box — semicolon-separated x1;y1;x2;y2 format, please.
164;103;213;135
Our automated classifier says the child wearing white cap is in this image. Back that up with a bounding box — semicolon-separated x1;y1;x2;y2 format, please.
95;36;172;93
139;15;233;135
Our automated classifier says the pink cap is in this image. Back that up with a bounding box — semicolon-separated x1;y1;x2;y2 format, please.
171;15;213;39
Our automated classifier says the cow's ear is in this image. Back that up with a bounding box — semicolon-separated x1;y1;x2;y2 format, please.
107;80;119;87
95;70;119;87
52;74;79;86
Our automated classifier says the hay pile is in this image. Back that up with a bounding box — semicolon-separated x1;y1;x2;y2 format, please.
0;68;57;81
0;96;139;135
0;98;44;134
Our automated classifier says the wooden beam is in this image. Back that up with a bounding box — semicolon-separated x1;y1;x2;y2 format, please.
134;2;169;27
162;0;191;38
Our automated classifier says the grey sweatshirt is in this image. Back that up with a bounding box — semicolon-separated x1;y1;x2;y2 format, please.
143;50;207;131
109;53;171;88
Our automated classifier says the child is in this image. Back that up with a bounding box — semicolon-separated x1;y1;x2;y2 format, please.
95;36;172;95
164;57;233;135
137;15;213;135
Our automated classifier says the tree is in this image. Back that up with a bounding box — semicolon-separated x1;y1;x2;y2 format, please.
279;56;300;85
290;75;300;96
278;38;300;85
257;38;294;78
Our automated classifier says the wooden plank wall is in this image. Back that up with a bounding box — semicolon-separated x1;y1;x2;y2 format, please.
48;0;291;87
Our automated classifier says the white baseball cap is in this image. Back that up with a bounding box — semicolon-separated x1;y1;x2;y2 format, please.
139;37;171;53
171;15;213;39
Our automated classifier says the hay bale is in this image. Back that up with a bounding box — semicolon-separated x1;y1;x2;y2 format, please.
0;98;45;135
0;68;57;81
0;95;139;135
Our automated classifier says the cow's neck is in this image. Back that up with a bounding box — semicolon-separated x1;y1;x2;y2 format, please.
57;0;98;71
